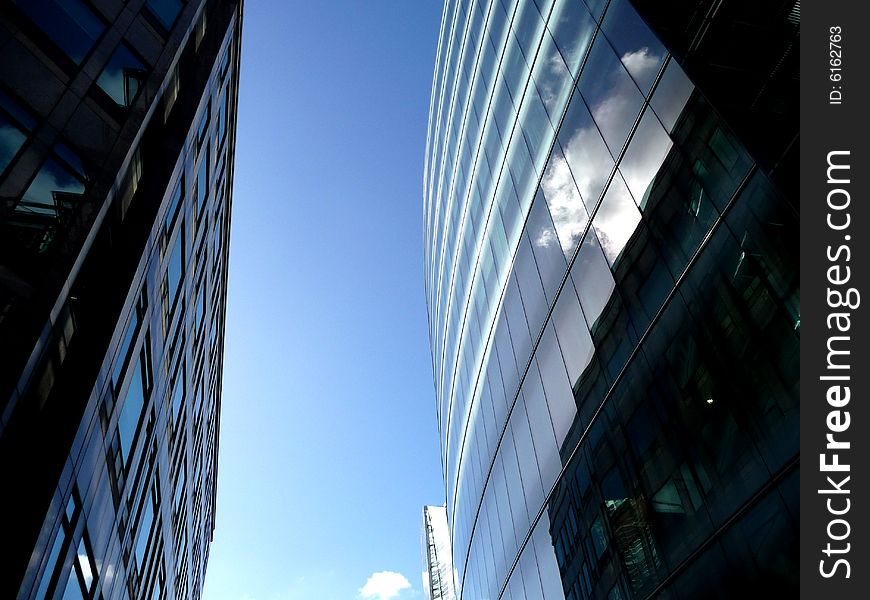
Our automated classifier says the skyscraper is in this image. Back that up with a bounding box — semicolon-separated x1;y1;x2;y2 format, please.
423;505;458;600
0;0;242;598
423;0;798;598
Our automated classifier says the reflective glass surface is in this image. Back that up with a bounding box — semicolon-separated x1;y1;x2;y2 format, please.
424;0;798;598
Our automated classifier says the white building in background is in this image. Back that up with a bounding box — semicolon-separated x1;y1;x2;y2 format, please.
422;505;457;600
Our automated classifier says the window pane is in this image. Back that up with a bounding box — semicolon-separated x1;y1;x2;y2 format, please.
14;0;105;64
591;174;642;267
118;355;145;461
0;113;27;175
20;155;86;216
540;140;588;258
97;44;148;108
570;229;615;327
548;0;596;76
650;59;694;133
558;93;614;206
601;0;667;94
577;36;645;156
619;108;673;210
145;0;183;31
525;191;567;306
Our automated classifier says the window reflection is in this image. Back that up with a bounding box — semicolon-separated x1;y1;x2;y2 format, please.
558;93;614;206
540;140;588;258
601;0;666;94
96;43;149;109
144;0;183;31
570;230;615;328
619;108;673;209
650;59;694;133
592;174;642;267
13;0;105;65
548;0;596;76
577;36;645;156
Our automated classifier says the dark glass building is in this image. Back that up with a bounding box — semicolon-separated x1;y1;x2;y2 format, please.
423;0;797;598
0;0;242;598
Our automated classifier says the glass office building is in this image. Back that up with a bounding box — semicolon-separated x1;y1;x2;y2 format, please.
423;0;798;598
423;505;459;600
0;0;242;598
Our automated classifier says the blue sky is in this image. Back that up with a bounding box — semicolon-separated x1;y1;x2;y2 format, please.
201;2;445;600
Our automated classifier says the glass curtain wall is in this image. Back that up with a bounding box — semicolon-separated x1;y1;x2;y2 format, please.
423;1;799;599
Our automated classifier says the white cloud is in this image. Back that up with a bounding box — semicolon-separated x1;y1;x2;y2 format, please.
360;571;412;600
621;47;660;82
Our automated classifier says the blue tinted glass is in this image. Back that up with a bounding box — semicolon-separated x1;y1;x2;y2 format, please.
167;234;184;307
14;0;105;64
578;36;645;155
112;315;138;387
196;146;209;217
145;0;183;30
591;173;641;266
548;0;596;75
118;357;145;461
0;89;38;130
135;490;154;565
21;155;85;215
601;0;666;94
97;44;148;107
0;114;27;175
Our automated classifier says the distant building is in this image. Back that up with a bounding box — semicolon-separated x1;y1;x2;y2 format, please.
422;505;457;600
423;0;798;598
0;0;242;598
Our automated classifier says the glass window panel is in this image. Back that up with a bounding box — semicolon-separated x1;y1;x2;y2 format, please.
166;232;184;309
533;31;573;125
135;488;154;567
520;87;555;172
650;59;694;133
558;93;614;206
537;324;577;445
601;0;667;94
512;0;544;61
619;108;674;210
61;565;85;600
540;140;588;259
112;314;138;388
578;36;645;156
548;0;596;76
118;355;145;462
591;173;642;266
522;363;560;490
514;233;549;338
519;540;546;600
196;144;210;218
526;192;568;306
511;405;545;517
570;229;615;327
96;43;149;108
13;0;105;65
164;177;184;237
20;155;85;216
532;515;566;600
0;112;27;175
34;526;65;600
76;538;95;592
145;0;183;31
551;282;594;387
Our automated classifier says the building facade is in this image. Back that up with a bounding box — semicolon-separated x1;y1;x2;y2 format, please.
423;505;458;600
423;0;798;599
0;0;242;598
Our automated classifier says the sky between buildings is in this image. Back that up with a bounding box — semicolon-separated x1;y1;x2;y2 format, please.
201;2;446;599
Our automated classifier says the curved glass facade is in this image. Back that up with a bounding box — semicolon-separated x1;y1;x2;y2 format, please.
423;1;799;598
